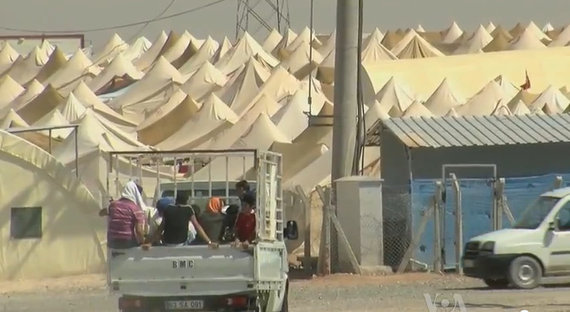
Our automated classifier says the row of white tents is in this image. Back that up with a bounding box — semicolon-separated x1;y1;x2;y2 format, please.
0;23;570;281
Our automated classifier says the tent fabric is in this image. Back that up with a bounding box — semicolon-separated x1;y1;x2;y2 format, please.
453;25;493;54
87;53;144;94
494;75;520;99
361;30;397;64
44;49;99;92
122;36;152;62
491;100;512;116
529;85;570;113
4;47;49;85
159;31;195;64
180;61;228;101
508;27;547;50
271;89;325;141
92;33;128;65
456;81;503;116
178;36;220;75
549;25;570;47
442;22;464;43
281;42;323;79
510;100;531;115
506;89;539;110
59;92;88;122
375;77;416;116
215;57;271;113
0;75;24;110
263;29;283;54
423;78;464;115
155;93;237;150
363;28;384;47
401;101;434;118
32;108;72;138
0;109;29;129
8;79;45;112
0;129;106;280
0;43;20;74
215;32;279;75
35;47;69;83
364;100;390;127
137;90;201;146
396;36;445;59
134;31;169;71
491;25;514;41
543;23;555;33
53;109;148;164
486;22;497;33
212;37;233;64
233;113;291;149
16;84;64;124
525;21;551;41
316;31;336;57
482;31;512;52
110;57;184;121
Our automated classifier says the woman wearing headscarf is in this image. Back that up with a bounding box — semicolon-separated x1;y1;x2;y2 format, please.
107;181;147;249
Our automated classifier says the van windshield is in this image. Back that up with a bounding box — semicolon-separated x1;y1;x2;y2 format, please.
513;196;560;229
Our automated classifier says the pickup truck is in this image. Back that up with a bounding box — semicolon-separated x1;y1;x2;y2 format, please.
462;186;570;289
106;150;298;312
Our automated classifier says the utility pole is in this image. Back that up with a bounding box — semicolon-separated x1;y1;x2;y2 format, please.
330;0;359;272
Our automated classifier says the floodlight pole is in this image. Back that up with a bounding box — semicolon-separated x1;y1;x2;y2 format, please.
330;0;359;273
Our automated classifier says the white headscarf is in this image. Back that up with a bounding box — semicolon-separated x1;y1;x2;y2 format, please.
121;180;146;210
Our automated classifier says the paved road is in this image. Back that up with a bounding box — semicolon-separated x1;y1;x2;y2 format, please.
1;274;570;311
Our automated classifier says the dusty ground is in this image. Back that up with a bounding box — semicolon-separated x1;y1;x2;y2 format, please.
0;273;570;311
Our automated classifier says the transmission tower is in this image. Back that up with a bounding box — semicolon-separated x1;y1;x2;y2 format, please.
235;0;291;40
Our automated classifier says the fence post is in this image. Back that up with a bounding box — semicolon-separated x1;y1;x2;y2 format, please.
316;186;331;275
295;186;312;275
449;174;463;275
494;178;504;230
397;198;434;273
497;178;516;227
433;181;443;273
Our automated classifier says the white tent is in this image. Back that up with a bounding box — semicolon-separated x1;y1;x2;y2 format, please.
490;100;512;116
456;80;504;116
215;32;280;75
7;79;45;112
442;22;464;43
35;47;69;83
0;129;106;280
160;31;196;63
122;36;152;62
262;29;283;54
0;109;28;129
485;22;497;33
0;75;24;110
391;29;444;57
375;77;416;116
402;101;434;118
494;75;520;99
271;89;325;141
87;53;144;94
233;113;291;149
16;84;64;125
529;85;570;113
364;100;390;127
280;41;323;78
110;57;184;122
361;29;397;64
212;37;233;64
156;93;238;150
180;61;227;101
510;100;531;115
32;108;72;139
549;25;570;47
317;30;336;57
137;89;201;146
453;25;493;55
92;33;128;65
134;31;169;71
424;78;464;115
363;28;384;47
508;27;547;50
43;49;99;92
0;43;19;74
543;23;555;33
5;47;50;85
58;92;88;122
215;57;271;113
525;21;551;41
178;36;220;75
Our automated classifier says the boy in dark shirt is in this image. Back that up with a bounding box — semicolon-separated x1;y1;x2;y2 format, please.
156;192;217;248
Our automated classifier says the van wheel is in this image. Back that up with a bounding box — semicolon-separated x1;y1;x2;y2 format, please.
507;256;542;289
483;278;509;289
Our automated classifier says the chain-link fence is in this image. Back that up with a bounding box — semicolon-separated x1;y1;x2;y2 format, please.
383;184;412;268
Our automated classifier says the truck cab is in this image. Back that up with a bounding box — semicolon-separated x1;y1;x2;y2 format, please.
462;187;570;289
106;150;297;312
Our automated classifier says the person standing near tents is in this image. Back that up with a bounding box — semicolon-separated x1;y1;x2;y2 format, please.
107;181;147;249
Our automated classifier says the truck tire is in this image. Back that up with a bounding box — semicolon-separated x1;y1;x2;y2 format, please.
483;278;509;289
507;256;542;289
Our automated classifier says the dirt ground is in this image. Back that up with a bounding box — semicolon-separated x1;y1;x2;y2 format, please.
1;273;570;311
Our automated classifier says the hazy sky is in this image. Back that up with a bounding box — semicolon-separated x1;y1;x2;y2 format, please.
0;0;568;49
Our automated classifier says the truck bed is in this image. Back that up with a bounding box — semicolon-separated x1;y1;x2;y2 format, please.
108;245;255;297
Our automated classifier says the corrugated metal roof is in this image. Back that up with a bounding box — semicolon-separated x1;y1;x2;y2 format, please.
365;114;570;148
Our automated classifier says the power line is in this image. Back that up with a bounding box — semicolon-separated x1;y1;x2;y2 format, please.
0;0;230;34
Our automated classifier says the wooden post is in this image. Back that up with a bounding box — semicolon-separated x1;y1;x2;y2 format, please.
316;185;331;275
495;178;505;230
433;181;443;273
295;186;312;275
450;174;463;275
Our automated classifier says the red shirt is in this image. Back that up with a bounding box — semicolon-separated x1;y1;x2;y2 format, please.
235;212;256;242
107;198;145;241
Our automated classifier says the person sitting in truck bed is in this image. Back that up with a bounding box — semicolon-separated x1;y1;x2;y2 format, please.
234;191;257;245
107;181;146;249
155;192;218;248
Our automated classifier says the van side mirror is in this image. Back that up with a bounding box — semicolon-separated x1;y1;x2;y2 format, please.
548;221;556;231
284;221;298;240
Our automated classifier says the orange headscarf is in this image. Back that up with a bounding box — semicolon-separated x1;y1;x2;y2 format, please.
207;197;223;215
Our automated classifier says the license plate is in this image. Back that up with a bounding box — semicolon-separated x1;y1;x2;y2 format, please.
165;300;204;310
463;259;475;268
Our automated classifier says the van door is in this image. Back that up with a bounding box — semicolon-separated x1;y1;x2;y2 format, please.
545;200;570;274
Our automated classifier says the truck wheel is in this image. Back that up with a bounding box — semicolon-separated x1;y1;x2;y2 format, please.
483;278;509;289
507;256;542;289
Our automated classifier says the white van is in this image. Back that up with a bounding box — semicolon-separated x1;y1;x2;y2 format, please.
462;187;570;289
